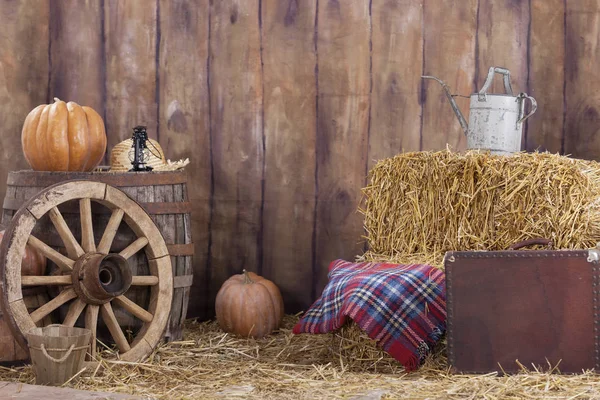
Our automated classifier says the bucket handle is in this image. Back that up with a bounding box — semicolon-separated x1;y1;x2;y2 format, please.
40;343;75;364
33;343;88;364
31;343;90;364
478;67;514;101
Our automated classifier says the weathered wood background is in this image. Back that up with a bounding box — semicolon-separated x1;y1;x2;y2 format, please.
0;0;597;319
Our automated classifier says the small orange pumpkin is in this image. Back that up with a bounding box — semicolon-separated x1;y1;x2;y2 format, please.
0;230;46;276
215;270;284;338
21;97;107;171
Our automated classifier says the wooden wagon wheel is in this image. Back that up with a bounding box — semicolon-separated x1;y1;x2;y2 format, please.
0;180;173;362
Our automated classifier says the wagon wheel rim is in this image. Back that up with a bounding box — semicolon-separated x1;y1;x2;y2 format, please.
0;180;173;362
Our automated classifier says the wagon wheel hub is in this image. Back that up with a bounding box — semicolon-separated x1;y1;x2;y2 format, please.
72;253;132;305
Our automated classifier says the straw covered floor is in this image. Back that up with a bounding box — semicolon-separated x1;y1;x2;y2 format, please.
359;149;600;268
2;315;600;399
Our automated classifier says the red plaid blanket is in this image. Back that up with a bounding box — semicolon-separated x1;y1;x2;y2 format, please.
293;259;446;371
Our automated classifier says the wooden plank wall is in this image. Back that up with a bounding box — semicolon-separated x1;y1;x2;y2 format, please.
0;0;599;319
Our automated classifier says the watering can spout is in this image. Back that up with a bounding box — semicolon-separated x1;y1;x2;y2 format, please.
422;75;469;136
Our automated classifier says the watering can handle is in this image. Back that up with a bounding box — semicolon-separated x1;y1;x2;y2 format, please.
40;343;75;364
518;94;538;123
478;67;514;100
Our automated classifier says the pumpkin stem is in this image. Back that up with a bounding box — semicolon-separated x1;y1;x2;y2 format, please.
53;97;61;102
242;269;253;284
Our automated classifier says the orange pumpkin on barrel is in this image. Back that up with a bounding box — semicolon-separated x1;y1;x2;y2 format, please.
21;98;107;171
215;270;284;338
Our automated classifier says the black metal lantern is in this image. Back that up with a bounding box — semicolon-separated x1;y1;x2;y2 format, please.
129;126;154;172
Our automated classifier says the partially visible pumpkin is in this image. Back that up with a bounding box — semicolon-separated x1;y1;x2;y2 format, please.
21;97;107;171
0;230;46;276
215;270;284;338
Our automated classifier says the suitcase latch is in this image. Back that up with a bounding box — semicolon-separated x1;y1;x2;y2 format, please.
588;246;600;264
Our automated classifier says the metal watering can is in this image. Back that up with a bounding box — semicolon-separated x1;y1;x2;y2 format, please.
422;67;537;155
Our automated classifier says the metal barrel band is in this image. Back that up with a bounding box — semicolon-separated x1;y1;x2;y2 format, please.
3;197;192;215
167;243;195;256
7;170;187;187
142;201;192;215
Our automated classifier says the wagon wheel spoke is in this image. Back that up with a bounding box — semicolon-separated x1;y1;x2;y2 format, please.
80;198;96;253
113;295;153;323
100;301;131;353
63;298;87;327
21;275;72;286
49;206;85;259
30;287;77;324
85;304;99;358
119;237;149;260
98;208;124;254
27;235;74;272
131;276;159;286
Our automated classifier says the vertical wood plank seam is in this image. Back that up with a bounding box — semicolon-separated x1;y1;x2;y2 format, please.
474;0;480;89
258;0;265;277
102;0;109;164
561;0;567;154
311;0;320;302
100;0;108;164
155;0;161;143
419;0;426;151
366;0;373;172
524;0;532;149
363;0;373;254
46;6;53;103
206;1;215;314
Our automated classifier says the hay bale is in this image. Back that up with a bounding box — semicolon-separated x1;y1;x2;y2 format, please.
359;150;600;268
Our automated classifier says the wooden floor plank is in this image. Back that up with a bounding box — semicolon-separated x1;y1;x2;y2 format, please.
0;381;138;399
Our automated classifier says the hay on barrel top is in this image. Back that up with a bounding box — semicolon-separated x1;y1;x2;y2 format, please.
359;149;600;268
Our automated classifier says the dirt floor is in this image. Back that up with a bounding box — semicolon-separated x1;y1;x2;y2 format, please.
1;315;600;399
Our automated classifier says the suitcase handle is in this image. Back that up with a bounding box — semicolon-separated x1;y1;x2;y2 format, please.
508;238;553;250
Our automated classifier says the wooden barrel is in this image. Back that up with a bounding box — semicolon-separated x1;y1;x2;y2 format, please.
0;288;51;364
0;217;53;364
1;170;193;342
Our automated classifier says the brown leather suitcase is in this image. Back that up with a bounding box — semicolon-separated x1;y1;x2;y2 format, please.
444;239;599;374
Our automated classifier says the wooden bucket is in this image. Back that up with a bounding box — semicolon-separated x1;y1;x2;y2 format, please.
2;170;193;342
25;325;91;385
